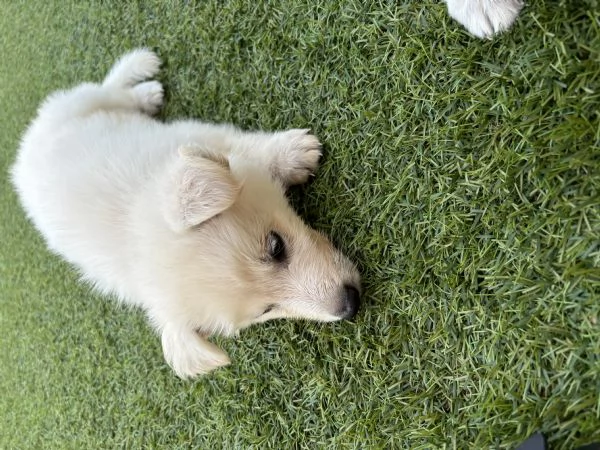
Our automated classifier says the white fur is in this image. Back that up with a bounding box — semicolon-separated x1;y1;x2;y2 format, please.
11;49;360;378
445;0;523;38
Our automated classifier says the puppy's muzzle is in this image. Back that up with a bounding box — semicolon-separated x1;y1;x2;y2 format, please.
337;285;361;319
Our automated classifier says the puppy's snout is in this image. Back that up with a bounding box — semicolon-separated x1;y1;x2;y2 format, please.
338;285;360;320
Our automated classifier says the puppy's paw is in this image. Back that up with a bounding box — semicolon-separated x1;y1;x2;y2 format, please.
129;49;162;81
161;326;230;379
272;129;322;186
445;0;523;38
104;48;161;88
133;80;164;115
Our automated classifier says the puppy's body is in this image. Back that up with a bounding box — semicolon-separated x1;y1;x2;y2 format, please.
12;50;360;378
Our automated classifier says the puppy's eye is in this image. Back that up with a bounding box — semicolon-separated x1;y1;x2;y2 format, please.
262;304;275;315
267;231;286;262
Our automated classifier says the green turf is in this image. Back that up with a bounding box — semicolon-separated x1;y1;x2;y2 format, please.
1;0;599;448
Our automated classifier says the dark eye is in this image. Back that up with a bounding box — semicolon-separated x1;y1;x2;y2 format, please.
267;231;286;262
262;304;275;315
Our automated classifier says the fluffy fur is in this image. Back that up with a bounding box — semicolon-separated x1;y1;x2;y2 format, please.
11;49;361;378
445;0;524;38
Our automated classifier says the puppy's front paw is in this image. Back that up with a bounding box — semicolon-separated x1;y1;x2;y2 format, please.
445;0;523;38
133;80;164;115
161;326;230;379
272;129;322;186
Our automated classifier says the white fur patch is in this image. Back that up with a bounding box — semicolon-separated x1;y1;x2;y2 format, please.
445;0;523;38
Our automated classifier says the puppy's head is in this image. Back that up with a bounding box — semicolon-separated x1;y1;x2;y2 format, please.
159;146;361;334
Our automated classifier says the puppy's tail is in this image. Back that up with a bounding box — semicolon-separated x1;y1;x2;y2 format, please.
103;48;161;89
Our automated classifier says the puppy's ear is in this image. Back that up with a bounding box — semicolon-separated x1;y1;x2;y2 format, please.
162;146;239;232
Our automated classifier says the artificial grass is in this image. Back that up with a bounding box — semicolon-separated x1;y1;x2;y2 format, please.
1;0;599;448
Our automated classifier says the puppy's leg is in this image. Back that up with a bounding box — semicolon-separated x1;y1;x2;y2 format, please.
232;129;322;187
105;49;163;115
171;123;321;186
103;49;161;89
131;81;164;115
39;83;163;124
36;49;163;126
445;0;523;38
160;322;231;379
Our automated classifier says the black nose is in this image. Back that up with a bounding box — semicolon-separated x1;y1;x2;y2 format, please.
339;285;360;320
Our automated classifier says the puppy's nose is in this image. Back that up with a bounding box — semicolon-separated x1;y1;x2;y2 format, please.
339;285;360;319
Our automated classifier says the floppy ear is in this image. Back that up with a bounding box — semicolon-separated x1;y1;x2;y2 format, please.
161;145;239;232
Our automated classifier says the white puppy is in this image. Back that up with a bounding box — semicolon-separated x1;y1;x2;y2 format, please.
445;0;524;38
11;50;361;378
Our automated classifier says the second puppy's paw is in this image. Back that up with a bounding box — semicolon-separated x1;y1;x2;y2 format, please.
446;0;523;38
